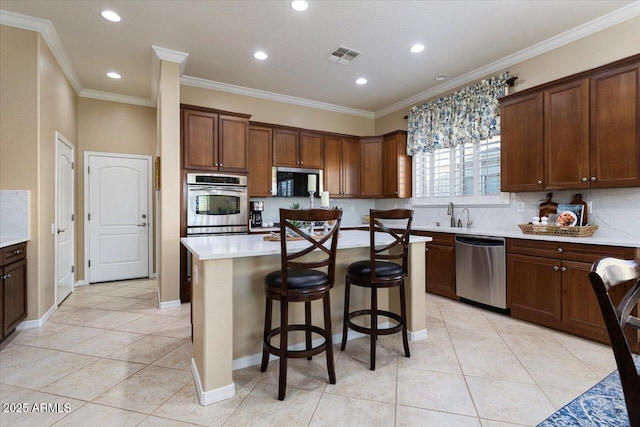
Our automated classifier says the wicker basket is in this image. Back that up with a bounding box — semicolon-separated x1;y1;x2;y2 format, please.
518;224;599;237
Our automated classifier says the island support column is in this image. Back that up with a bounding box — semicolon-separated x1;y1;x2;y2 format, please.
191;257;235;405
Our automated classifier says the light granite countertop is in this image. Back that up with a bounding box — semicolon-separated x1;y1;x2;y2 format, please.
0;236;29;249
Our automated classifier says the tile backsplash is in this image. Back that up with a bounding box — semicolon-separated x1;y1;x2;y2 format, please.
375;188;640;242
0;190;30;239
250;197;375;227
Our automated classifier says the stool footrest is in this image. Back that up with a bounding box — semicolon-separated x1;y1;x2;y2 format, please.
345;309;404;336
264;324;329;359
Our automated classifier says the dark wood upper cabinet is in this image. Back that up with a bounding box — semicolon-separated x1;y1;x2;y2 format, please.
590;62;640;188
272;128;299;168
248;125;273;197
324;136;360;198
500;54;640;192
500;92;544;192
181;105;249;173
544;79;590;189
382;131;412;198
300;132;324;170
360;136;382;198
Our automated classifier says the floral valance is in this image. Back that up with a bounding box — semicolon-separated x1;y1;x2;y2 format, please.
407;72;509;155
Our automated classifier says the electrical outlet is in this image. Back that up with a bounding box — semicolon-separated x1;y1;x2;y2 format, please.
516;202;525;213
587;200;593;214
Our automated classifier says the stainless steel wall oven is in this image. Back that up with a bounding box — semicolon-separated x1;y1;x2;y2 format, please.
186;173;248;235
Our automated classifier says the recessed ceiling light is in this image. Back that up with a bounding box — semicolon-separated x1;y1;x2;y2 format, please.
253;51;268;60
435;74;448;81
410;44;425;53
107;71;121;79
100;10;121;22
291;1;309;12
356;78;367;85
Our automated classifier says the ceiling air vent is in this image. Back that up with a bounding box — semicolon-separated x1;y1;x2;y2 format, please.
326;46;362;65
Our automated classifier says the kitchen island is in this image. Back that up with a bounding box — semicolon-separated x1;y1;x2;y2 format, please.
181;230;431;405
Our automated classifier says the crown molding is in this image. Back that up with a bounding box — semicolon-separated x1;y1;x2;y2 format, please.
374;1;640;118
79;89;155;107
181;75;376;119
0;9;83;94
150;46;189;105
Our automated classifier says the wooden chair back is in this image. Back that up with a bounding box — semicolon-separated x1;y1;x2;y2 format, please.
278;208;342;293
589;257;640;426
368;209;413;283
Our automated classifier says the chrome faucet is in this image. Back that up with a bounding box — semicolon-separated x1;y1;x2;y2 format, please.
447;202;455;227
461;208;472;229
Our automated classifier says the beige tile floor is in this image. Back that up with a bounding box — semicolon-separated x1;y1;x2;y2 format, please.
0;278;618;426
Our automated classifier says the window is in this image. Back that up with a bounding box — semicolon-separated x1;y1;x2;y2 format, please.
413;135;509;205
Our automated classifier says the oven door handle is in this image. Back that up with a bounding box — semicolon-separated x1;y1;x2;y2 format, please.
189;186;246;192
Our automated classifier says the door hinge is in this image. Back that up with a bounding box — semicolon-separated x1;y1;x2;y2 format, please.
71;265;75;273
88;260;91;267
71;214;74;221
88;213;91;221
72;162;75;170
88;166;90;174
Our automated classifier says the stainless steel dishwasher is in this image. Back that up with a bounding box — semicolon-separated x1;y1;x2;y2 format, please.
455;235;507;310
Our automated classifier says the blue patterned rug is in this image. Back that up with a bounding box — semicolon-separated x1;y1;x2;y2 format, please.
538;357;639;427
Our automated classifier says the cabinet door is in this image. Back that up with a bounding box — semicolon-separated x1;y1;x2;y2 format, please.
273;129;300;167
299;132;324;169
342;137;361;198
590;62;640;188
507;254;562;329
426;243;457;300
383;132;411;198
2;258;27;336
218;115;248;172
360;137;382;198
544;79;590;189
248;126;273;197
183;109;218;170
324;136;342;197
500;93;544;191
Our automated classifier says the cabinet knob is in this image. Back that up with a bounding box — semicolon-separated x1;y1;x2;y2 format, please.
553;266;559;271
537;180;543;185
557;248;563;253
581;177;588;182
1;274;11;280
219;163;223;167
395;191;398;194
13;249;22;254
590;176;597;182
300;161;303;165
561;266;567;272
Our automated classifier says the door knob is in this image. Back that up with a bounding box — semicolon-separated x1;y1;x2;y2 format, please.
137;223;147;227
57;228;68;234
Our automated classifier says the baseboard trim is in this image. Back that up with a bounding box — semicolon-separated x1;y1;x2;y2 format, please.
75;279;88;287
159;299;181;309
408;328;428;342
191;358;235;405
16;303;56;330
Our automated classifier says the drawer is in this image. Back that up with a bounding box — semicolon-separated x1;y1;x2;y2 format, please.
507;238;636;263
1;243;27;267
413;231;455;246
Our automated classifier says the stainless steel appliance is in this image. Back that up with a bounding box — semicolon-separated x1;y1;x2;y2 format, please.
455;235;507;310
186;173;248;235
250;201;264;228
272;167;323;197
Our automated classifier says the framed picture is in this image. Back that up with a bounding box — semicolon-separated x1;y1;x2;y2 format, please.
155;157;161;191
556;204;584;227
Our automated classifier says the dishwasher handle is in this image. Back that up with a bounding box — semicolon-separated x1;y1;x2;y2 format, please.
455;235;505;247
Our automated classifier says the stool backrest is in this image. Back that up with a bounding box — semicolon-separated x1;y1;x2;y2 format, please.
368;209;413;283
278;208;343;293
589;257;640;425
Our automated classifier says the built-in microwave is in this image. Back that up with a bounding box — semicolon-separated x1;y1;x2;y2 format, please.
272;167;323;197
186;173;248;235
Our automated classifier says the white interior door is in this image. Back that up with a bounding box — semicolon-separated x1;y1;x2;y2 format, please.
87;153;150;283
56;132;74;303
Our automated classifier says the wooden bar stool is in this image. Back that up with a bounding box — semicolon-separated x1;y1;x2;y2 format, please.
260;208;342;400
341;209;413;370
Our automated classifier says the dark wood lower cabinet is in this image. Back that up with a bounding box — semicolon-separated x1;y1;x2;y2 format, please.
1;242;27;341
507;238;639;352
417;232;458;300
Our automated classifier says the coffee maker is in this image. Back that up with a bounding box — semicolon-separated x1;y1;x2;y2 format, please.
250;201;264;227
